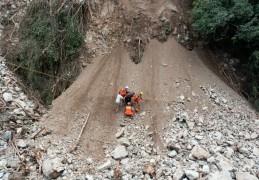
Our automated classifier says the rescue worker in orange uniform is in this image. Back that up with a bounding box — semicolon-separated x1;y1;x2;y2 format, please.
133;92;144;112
120;86;129;98
124;102;134;117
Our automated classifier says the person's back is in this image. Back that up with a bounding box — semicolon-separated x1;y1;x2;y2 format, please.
115;93;123;112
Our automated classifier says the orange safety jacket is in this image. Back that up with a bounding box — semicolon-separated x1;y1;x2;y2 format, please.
133;95;143;103
125;105;134;116
121;89;127;97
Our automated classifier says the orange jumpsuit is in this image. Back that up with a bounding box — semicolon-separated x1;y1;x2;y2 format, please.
124;105;134;116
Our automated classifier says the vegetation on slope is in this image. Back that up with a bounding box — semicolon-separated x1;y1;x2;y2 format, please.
191;0;259;110
7;0;88;104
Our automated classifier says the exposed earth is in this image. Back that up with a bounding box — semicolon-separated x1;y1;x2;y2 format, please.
0;0;258;180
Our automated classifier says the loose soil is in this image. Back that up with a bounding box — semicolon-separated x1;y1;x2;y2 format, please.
42;38;243;161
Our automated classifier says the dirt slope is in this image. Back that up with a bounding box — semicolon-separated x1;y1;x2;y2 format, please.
42;37;247;161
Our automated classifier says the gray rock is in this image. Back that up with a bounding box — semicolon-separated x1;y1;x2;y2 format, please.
213;132;223;141
167;142;181;152
3;131;12;142
180;112;189;121
42;158;64;179
215;154;234;171
7;157;19;169
116;128;124;138
173;167;184;180
111;145;128;160
224;147;234;158
186;121;195;130
168;150;177;158
16;139;27;148
0;171;4;178
185;170;199;180
118;138;130;147
238;147;249;154
250;132;258;140
208;170;232;180
191;145;209;160
97;160;112;171
3;92;12;102
236;171;258;180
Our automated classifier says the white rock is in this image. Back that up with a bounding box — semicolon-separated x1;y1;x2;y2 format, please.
191;145;209;159
42;158;64;179
208;170;232;180
85;175;94;180
111;145;128;160
185;170;199;180
16;139;27;148
3;92;12;102
168;150;177;158
201;165;210;174
236;171;258;180
97;160;113;171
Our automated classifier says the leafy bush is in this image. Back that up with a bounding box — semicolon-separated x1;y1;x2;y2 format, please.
191;0;259;110
7;0;88;104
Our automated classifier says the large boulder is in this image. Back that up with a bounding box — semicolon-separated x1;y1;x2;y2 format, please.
191;145;209;160
42;158;64;179
111;145;128;160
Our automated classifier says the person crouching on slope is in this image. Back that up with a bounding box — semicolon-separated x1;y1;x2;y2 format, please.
124;102;134;118
133;92;144;112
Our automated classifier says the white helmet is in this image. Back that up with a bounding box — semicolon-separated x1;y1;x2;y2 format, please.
125;86;129;90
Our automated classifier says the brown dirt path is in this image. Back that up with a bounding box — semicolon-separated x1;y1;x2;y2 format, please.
43;38;243;160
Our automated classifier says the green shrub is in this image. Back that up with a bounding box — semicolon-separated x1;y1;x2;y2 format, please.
191;0;259;111
7;0;87;104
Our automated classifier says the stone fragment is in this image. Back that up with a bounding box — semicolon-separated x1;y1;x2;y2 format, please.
42;158;64;179
173;167;184;180
185;170;199;180
118;138;130;147
250;132;258;140
191;145;209;160
97;160;113;171
111;145;128;160
3;131;12;142
16;139;27;148
208;170;232;180
215;154;234;171
116;128;124;138
236;171;258;180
